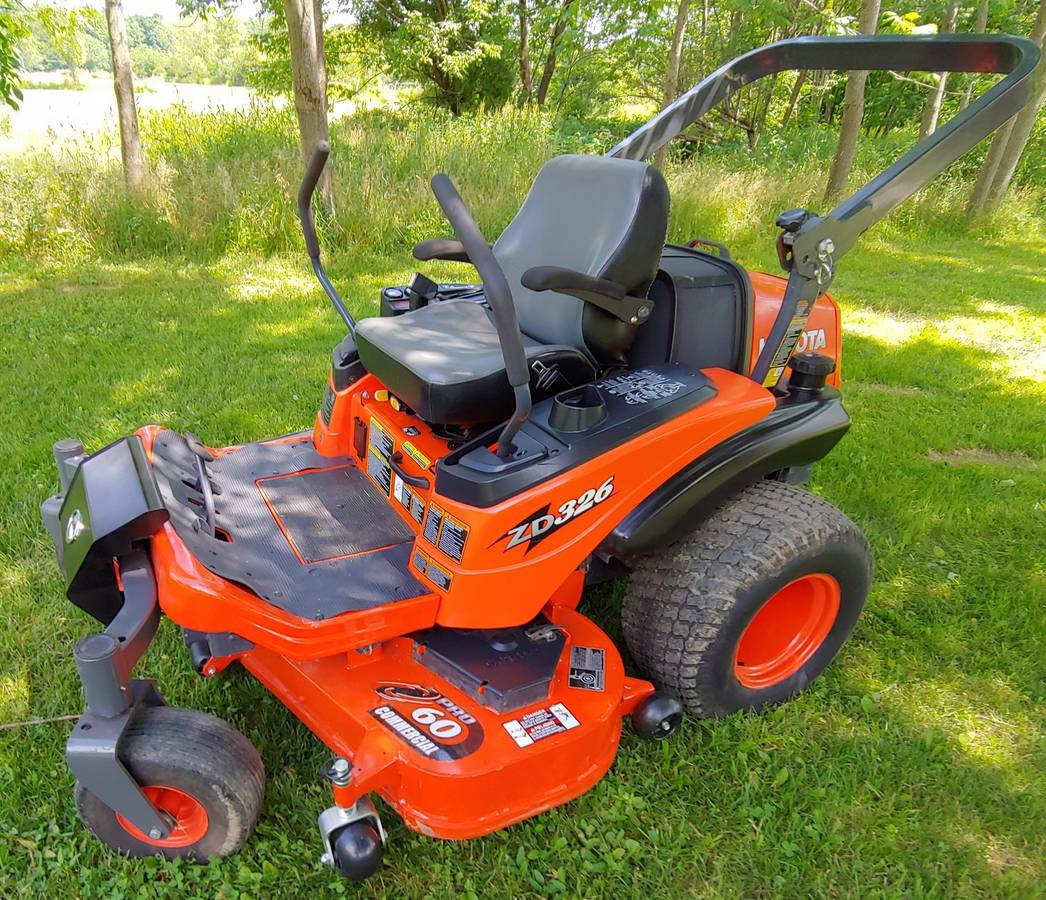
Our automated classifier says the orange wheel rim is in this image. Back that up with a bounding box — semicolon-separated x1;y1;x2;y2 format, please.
115;785;209;847
734;573;841;689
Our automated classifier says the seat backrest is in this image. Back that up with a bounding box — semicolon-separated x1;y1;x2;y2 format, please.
492;154;670;365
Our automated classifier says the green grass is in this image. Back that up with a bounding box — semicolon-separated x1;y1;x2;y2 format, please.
0;218;1044;896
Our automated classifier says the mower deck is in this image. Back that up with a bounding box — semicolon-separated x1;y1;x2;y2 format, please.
239;605;647;840
150;430;427;620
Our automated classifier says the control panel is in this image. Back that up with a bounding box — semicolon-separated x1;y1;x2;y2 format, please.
380;276;484;317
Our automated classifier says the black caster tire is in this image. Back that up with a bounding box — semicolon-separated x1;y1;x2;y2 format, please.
622;480;872;718
331;821;385;882
631;691;683;740
74;706;265;861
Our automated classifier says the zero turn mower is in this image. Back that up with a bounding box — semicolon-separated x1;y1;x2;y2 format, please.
42;34;1039;881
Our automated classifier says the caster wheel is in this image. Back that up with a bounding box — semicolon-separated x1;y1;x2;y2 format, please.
631;691;683;740
331;821;384;882
74;706;265;861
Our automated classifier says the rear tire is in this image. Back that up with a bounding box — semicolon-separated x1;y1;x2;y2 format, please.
621;480;872;717
74;706;265;861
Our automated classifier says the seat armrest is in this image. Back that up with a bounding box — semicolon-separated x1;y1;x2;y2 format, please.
413;238;480;263
521;265;652;325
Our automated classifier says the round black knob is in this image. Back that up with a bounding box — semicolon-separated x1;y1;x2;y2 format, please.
791;352;835;377
789;352;835;394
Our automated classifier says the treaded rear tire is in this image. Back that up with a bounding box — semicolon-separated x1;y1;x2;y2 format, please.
621;480;872;717
74;706;265;861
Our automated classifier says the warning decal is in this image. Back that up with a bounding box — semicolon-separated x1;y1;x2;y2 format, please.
367;448;392;495
503;703;581;748
426;560;452;590
409;492;425;524
411;549;451;590
568;645;606;692
423;504;443;545
423;503;470;562
412;549;428;574
366;416;395;495
436;514;469;562
402;441;431;470
761;299;815;387
368;416;394;458
393;474;426;524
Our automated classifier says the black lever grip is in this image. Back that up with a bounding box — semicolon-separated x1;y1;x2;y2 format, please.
430;174;529;390
297;140;330;260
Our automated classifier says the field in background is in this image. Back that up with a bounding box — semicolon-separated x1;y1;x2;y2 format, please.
0;78;399;156
1;102;1043;262
0;106;1043;897
0;76;259;155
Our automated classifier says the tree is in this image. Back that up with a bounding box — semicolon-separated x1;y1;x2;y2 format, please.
918;0;960;139
967;0;1046;218
104;0;146;195
653;0;689;170
824;0;882;201
283;0;332;203
517;0;533;99
958;0;990;111
248;7;367;99
37;5;99;85
181;0;333;203
533;0;574;105
352;0;511;113
0;1;26;109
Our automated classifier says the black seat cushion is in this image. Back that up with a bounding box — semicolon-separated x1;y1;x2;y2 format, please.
355;300;594;424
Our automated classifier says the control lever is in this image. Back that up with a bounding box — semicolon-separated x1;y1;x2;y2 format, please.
407;272;439;310
297;141;356;335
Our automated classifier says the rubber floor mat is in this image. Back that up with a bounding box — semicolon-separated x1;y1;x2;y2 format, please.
259;466;413;563
150;430;427;620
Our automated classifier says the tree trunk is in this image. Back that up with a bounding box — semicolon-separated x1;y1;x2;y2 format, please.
919;1;959;139
959;0;990;111
536;0;572;106
983;0;1046;203
968;0;1046;218
653;0;690;170
104;0;145;196
518;0;533;101
780;71;807;129
823;0;881;201
283;0;332;206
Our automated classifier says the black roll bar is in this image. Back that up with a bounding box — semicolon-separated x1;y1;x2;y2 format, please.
609;35;1040;388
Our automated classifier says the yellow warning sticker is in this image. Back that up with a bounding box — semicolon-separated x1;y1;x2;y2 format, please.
402;441;431;470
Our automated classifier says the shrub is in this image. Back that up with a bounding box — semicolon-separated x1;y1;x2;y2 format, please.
0;104;1041;264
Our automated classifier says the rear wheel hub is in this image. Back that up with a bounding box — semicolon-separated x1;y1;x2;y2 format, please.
734;573;840;689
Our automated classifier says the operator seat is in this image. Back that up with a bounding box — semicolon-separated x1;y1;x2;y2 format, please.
355;154;670;424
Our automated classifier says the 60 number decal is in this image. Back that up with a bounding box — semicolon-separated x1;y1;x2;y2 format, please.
411;706;463;739
504;476;615;550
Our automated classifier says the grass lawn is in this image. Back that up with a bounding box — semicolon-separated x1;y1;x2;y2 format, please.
0;228;1043;898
